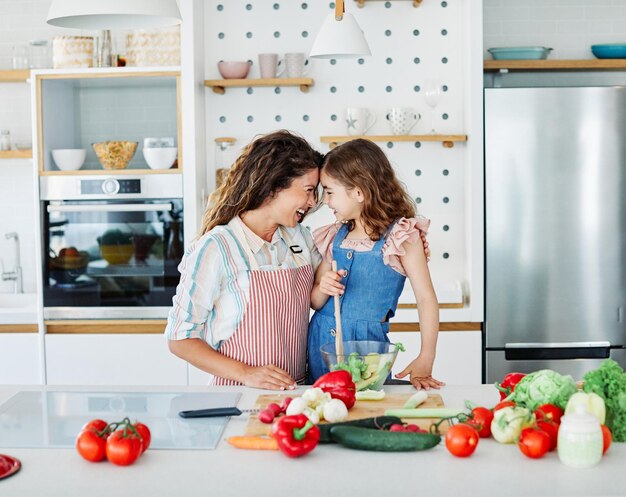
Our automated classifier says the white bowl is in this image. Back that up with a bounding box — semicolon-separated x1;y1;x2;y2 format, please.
142;147;177;170
51;149;86;171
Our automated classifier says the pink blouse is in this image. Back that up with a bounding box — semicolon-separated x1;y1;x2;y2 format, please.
313;216;430;276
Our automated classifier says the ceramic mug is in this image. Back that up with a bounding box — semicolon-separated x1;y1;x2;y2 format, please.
386;108;420;135
344;108;377;136
284;52;310;78
258;53;285;78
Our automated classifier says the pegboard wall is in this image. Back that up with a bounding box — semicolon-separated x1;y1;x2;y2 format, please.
203;0;470;303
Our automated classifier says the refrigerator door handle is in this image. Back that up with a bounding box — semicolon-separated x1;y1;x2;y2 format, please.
504;341;611;361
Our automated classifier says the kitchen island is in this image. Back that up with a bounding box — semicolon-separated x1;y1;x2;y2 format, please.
0;384;623;497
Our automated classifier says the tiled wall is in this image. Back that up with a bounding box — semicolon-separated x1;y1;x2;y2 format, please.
484;0;626;59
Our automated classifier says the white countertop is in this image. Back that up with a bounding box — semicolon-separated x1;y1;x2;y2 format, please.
0;293;37;324
0;384;624;497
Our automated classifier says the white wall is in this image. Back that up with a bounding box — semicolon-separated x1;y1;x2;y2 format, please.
483;0;626;59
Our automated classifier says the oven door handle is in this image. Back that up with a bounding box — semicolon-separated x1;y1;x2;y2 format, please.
47;203;173;213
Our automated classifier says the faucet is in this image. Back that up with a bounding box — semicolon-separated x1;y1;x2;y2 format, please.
1;232;23;294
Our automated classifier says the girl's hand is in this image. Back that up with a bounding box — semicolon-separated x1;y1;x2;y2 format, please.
318;269;345;297
395;357;445;391
241;364;297;391
419;231;431;262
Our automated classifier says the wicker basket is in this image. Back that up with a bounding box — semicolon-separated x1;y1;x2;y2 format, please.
52;36;94;68
126;26;180;67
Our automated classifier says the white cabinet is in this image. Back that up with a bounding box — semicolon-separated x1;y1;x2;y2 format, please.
389;330;482;385
187;364;212;386
0;333;41;384
45;334;187;385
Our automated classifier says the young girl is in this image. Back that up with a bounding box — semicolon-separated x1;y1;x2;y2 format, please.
308;139;443;391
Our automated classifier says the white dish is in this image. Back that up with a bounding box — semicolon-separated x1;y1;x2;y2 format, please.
51;148;86;171
143;147;177;170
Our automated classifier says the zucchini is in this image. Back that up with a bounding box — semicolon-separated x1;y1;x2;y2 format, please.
318;416;402;444
329;425;441;452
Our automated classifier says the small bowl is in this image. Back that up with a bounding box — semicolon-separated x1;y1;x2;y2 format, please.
92;141;138;170
99;244;134;265
143;147;177;170
49;251;89;282
218;60;252;79
320;340;399;391
51;149;86;171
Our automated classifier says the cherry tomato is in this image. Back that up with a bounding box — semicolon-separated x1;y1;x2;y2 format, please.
493;400;515;411
534;404;564;425
601;424;612;455
518;428;550;459
536;420;558;451
389;423;406;432
106;430;142;466
133;422;151;454
466;407;494;438
445;424;479;457
76;429;107;462
82;419;109;436
404;424;421;433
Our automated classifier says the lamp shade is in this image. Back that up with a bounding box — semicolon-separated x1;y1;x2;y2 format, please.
47;0;182;29
309;12;371;59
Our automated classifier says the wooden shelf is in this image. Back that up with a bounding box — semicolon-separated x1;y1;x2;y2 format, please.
0;69;30;82
355;0;422;6
320;134;468;148
0;149;32;159
39;168;181;176
204;77;314;94
484;59;626;72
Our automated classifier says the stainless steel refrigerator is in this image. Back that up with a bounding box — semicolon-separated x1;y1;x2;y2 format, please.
485;85;626;383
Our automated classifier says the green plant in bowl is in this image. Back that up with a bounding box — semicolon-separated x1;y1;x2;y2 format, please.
320;340;400;391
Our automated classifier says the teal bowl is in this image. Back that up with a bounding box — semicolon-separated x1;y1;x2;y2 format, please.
591;44;626;59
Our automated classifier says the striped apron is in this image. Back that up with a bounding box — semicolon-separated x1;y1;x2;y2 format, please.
212;223;313;386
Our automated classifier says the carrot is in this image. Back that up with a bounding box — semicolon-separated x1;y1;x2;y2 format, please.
226;435;279;451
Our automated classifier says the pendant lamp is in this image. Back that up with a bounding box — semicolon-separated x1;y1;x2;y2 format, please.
47;0;182;29
310;0;371;59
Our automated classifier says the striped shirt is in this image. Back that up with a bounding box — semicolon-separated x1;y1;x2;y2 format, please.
165;216;322;347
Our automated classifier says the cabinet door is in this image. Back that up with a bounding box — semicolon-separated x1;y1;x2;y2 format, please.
0;334;41;384
45;334;187;385
389;331;482;385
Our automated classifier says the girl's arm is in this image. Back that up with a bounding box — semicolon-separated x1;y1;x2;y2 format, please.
394;240;445;390
310;259;345;310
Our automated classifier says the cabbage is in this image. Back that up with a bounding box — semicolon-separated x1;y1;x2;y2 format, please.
508;369;577;411
583;359;626;442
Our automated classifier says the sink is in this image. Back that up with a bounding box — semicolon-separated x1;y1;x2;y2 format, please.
0;293;36;310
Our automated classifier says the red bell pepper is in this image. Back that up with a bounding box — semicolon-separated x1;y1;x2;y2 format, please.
313;370;356;409
495;372;526;400
272;414;320;458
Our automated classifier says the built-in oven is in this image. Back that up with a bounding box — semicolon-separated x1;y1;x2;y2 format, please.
40;174;184;319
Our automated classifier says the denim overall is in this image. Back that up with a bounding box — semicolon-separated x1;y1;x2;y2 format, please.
307;223;406;382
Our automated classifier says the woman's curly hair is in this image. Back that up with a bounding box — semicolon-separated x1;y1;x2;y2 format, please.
321;139;416;240
199;130;323;236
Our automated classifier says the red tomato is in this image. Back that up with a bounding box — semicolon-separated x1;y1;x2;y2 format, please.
445;424;479;457
493;400;515;411
106;430;142;466
466;407;494;438
518;428;550;459
133;422;151;454
536;420;558;451
601;424;612;455
389;423;405;432
60;246;79;257
76;429;107;462
534;404;564;425
82;419;109;435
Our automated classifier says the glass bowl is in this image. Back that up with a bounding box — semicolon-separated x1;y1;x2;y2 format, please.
320;340;399;391
92;141;138;170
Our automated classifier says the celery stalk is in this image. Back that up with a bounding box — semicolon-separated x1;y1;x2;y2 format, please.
384;408;464;418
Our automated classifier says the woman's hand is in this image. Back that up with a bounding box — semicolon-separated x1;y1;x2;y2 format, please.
420;231;431;262
395;356;445;391
318;269;345;297
241;364;297;390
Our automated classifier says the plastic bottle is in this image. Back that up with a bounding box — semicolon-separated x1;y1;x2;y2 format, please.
0;130;11;151
557;404;603;468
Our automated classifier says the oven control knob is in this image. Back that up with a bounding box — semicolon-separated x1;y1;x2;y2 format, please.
102;178;120;195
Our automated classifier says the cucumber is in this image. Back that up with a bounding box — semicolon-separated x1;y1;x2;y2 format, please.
329;425;441;452
318;416;402;443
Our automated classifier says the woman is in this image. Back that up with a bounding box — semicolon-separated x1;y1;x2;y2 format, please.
165;130;323;390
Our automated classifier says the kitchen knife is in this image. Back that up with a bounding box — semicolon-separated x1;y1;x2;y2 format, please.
178;407;259;418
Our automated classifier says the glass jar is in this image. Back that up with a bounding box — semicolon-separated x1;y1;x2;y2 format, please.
28;40;50;69
12;45;29;69
557;405;603;468
0;130;11;151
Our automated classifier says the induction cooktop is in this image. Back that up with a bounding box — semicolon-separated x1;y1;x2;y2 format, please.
0;391;240;450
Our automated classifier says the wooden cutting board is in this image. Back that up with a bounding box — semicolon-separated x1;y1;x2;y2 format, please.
245;393;450;436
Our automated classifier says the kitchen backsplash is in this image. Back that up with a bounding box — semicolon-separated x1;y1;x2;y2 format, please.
484;0;626;59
